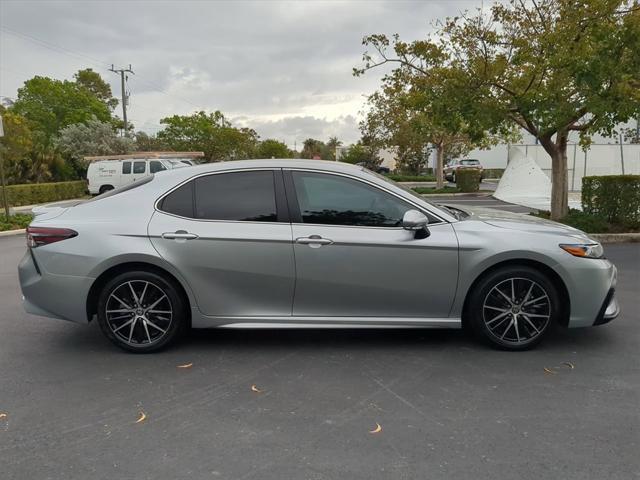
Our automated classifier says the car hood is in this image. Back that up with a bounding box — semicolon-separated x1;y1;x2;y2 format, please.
442;203;592;239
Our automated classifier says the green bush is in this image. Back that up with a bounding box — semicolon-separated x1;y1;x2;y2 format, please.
483;168;505;179
0;181;86;208
582;175;640;228
456;168;482;192
0;213;33;231
532;209;638;233
413;186;460;194
387;174;436;182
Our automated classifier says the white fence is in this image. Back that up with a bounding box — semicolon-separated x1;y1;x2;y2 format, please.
465;143;640;191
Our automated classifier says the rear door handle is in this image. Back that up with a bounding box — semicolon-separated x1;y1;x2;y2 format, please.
162;230;198;240
296;235;333;247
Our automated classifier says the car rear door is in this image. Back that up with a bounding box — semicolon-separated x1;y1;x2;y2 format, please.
284;169;459;319
148;168;295;317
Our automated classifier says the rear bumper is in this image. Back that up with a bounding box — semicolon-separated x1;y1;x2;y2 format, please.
18;250;92;324
593;289;620;326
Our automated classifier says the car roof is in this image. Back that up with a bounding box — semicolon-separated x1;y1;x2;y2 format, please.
162;159;366;179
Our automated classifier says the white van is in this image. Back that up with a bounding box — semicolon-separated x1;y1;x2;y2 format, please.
86;152;204;195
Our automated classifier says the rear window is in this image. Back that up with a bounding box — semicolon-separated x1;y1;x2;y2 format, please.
159;171;278;222
85;175;154;203
461;160;480;165
122;161;132;174
160;182;194;218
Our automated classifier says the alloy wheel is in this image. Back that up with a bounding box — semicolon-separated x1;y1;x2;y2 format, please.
482;277;551;345
105;280;173;347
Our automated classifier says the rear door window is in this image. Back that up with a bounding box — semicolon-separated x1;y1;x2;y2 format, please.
195;171;277;222
122;161;132;174
133;161;146;174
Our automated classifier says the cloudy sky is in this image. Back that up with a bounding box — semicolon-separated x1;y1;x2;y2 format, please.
0;0;479;147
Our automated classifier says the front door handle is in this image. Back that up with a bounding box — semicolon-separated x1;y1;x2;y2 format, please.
296;235;333;247
162;230;198;240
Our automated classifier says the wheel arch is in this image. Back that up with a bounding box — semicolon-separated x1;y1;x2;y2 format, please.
86;261;192;325
461;258;570;327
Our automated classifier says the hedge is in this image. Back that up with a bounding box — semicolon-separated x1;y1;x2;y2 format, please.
456;168;482;192
0;213;33;232
0;181;87;208
582;175;640;228
483;168;505;179
387;174;436;182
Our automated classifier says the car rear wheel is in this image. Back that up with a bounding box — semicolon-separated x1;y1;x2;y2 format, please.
466;266;560;350
99;185;114;194
97;271;187;353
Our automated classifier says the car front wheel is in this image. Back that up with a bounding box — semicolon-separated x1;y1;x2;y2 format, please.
466;266;560;350
96;270;187;353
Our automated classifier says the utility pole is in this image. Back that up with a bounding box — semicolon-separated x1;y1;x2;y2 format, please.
109;64;134;136
0;115;9;220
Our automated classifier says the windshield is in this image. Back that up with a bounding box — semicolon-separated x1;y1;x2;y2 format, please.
363;168;452;217
167;160;189;169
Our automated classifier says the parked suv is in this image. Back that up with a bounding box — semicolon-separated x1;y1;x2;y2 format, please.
444;159;483;183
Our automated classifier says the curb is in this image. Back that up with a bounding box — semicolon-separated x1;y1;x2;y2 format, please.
421;192;493;198
0;229;26;237
590;233;640;244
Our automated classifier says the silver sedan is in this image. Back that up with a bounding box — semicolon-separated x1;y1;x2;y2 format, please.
18;160;619;352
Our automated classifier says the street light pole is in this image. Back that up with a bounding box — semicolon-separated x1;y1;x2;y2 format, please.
0;115;9;220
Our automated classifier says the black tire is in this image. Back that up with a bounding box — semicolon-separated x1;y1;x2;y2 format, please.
97;270;187;353
466;266;560;351
99;185;114;194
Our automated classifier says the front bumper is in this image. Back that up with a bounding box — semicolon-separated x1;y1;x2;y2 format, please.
593;289;620;326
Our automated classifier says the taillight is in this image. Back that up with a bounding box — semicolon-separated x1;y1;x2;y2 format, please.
26;226;78;248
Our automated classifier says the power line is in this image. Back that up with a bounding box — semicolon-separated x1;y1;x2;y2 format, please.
0;25;204;111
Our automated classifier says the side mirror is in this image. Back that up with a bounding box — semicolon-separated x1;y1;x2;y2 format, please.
402;209;430;239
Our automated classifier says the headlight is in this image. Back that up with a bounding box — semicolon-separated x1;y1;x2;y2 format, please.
559;243;604;259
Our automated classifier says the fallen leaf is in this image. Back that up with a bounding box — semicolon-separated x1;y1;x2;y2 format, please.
251;384;263;393
369;422;382;434
543;367;557;375
562;362;575;369
0;413;7;420
177;363;193;369
135;411;147;424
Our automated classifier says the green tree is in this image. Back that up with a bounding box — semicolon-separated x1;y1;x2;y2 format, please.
135;131;169;151
0;106;34;184
56;117;135;161
157;111;258;162
74;68;118;110
357;36;505;184
357;0;640;219
255;139;293;158
300;138;331;159
12;76;112;142
339;142;380;169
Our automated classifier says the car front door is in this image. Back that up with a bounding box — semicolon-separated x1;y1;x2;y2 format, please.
148;169;295;317
285;170;458;320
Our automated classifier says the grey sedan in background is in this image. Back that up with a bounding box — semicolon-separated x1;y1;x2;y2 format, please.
18;160;619;352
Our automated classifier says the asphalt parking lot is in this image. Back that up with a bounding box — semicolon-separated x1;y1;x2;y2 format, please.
1;234;638;480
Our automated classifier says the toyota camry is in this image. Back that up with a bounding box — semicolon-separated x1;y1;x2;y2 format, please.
18;160;619;352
